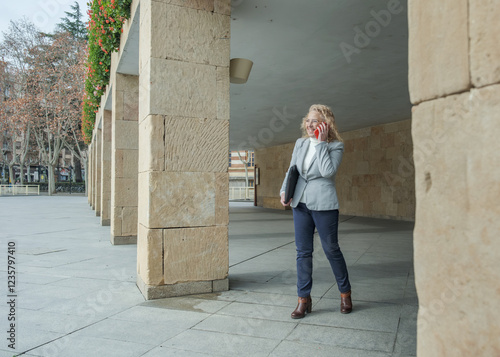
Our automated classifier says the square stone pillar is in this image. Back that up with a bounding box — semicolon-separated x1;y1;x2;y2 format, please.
410;0;500;355
94;127;102;216
110;74;139;245
88;142;93;207
137;0;231;299
100;110;112;226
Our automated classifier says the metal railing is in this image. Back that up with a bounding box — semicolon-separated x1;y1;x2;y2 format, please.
229;187;254;200
0;185;40;196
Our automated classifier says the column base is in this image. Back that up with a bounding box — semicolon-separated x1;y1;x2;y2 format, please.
136;275;229;300
111;235;137;245
101;219;111;226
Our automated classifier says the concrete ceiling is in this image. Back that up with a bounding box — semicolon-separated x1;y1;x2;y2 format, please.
109;0;410;150
229;0;411;150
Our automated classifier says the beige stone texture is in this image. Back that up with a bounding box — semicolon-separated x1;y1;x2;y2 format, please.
166;0;214;12
111;206;138;239
150;58;217;119
469;0;500;87
111;211;122;237
137;224;164;286
138;59;151;122
140;171;220;229
337;120;414;220
137;276;216;299
115;73;140;95
137;172;149;229
115;149;139;179
88;143;93;207
91;138;96;209
113;74;139;123
262;197;286;210
214;0;231;15
215;173;229;226
412;84;500;357
123;90;139;121
113;177;138;208
100;110;112;225
163;226;228;284
164;117;229;172
139;2;152;72
138;115;165;173
255;142;294;208
121;206;138;236
217;66;230;120
114;120;139;150
135;0;230;297
408;0;470;104
94;129;102;216
256;120;414;221
150;2;229;67
110;73;139;243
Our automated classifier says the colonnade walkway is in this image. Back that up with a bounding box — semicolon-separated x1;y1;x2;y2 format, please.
0;196;416;357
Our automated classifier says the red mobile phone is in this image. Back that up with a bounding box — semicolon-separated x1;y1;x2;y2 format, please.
314;123;328;139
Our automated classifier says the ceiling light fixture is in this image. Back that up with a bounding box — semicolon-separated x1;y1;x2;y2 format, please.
230;58;253;84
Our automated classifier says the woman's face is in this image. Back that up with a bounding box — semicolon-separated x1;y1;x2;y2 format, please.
305;111;324;138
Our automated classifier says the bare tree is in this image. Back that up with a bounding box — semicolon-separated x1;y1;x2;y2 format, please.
29;33;85;194
0;20;41;184
236;150;250;188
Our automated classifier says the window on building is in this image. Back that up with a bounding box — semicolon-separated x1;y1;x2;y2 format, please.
228;151;231;167
247;151;254;167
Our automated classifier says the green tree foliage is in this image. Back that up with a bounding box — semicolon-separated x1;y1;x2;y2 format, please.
56;1;87;41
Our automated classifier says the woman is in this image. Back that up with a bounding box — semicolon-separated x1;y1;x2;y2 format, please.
280;104;352;319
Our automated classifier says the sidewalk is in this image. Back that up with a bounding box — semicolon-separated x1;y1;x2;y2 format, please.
0;196;416;357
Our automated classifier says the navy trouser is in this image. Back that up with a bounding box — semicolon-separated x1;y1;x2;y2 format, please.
293;202;351;297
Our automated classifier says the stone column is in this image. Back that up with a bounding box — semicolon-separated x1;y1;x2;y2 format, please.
137;0;231;299
94;127;102;216
90;138;96;210
110;74;139;245
88;141;93;207
100;110;112;226
409;0;500;355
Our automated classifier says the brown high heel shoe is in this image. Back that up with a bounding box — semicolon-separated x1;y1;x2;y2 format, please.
340;290;352;314
291;296;312;319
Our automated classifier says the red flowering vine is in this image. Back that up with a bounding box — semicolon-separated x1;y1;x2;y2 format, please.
82;0;132;143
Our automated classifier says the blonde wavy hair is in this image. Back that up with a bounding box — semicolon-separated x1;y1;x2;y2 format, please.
300;104;343;142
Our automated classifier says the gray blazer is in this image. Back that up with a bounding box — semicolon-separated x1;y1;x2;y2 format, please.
280;138;344;211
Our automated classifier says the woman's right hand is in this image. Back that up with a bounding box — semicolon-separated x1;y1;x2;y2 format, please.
280;192;291;207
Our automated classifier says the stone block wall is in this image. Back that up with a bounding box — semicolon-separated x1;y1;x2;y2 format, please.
338;120;414;220
255;143;294;210
255;119;415;221
409;0;500;355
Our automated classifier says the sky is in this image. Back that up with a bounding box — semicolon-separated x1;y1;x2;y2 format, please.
1;0;89;37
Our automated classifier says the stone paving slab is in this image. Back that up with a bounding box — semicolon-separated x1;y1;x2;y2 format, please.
0;197;416;356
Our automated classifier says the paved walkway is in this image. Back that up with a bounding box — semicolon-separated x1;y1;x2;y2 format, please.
0;196;417;357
